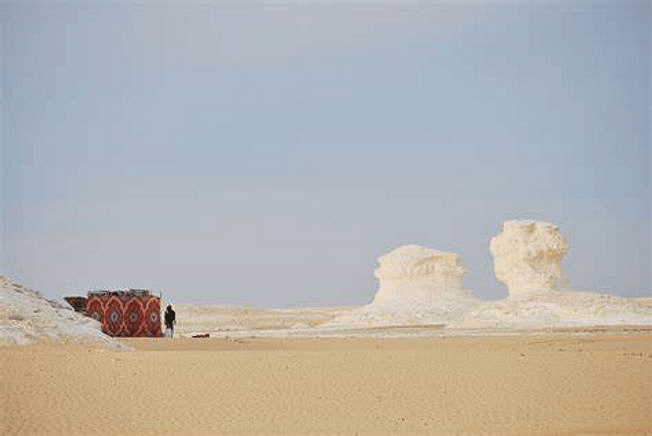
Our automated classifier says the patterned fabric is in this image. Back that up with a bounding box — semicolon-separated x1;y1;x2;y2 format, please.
64;296;87;313
85;295;162;337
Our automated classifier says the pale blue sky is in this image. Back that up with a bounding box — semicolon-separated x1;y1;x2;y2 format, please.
1;0;650;307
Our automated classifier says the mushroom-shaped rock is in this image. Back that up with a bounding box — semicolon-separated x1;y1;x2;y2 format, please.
372;245;470;304
490;220;570;296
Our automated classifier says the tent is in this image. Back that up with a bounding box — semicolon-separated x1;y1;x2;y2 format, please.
85;289;162;337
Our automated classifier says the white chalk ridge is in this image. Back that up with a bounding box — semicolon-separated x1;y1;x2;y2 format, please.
0;276;130;349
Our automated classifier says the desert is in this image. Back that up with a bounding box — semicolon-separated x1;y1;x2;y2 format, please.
4;331;651;436
2;221;652;435
2;234;652;436
4;2;650;434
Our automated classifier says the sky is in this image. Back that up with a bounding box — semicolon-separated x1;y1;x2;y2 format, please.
1;0;650;307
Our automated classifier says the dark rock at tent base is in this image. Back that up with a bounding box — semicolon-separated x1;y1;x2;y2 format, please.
64;297;87;313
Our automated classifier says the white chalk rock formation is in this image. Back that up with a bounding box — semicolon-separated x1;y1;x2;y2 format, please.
372;245;471;304
0;276;129;349
490;220;570;296
323;245;475;329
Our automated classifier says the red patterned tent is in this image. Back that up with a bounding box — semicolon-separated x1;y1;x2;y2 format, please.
85;290;162;337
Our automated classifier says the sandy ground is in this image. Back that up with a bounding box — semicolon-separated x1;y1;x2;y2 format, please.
3;332;651;436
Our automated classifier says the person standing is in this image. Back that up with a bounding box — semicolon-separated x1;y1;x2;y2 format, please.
164;305;176;338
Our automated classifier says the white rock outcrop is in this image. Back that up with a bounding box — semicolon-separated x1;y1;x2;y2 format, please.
490;220;570;296
0;276;129;349
372;245;471;304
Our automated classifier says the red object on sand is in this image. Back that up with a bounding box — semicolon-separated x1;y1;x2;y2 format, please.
85;291;162;337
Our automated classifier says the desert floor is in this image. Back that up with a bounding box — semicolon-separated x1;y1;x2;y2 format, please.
3;331;651;436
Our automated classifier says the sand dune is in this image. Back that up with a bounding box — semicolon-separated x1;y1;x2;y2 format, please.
3;332;651;435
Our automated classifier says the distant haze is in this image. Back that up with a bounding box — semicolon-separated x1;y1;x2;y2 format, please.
1;0;649;307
